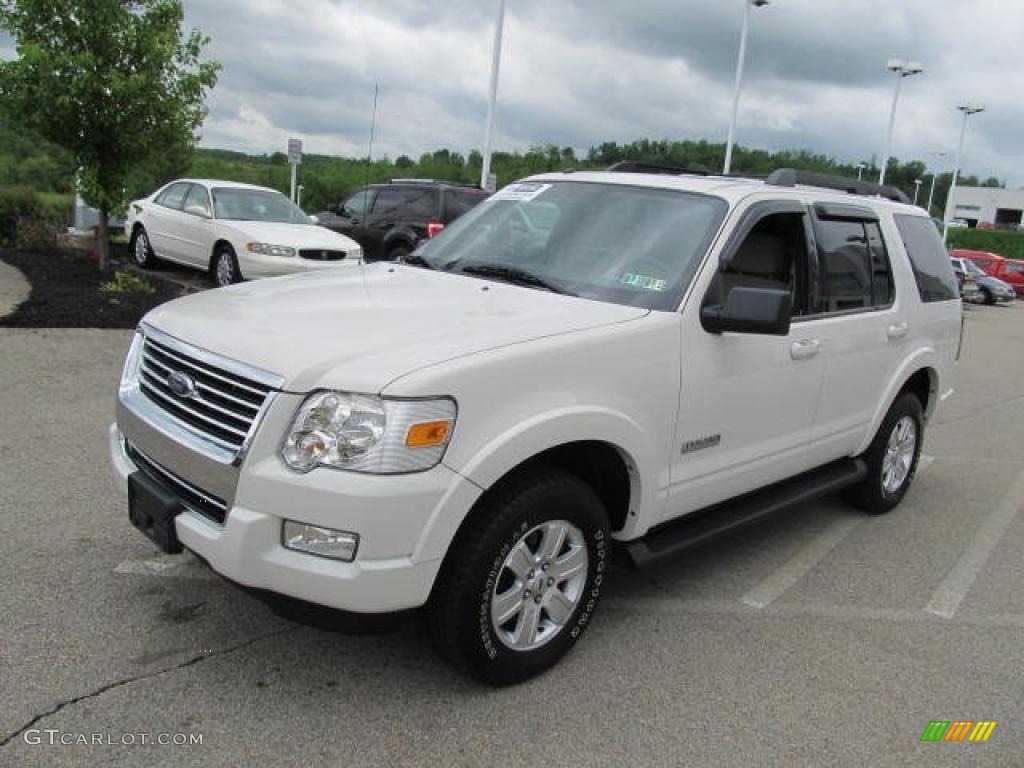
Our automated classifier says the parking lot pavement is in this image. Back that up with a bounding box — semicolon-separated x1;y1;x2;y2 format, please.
2;304;1023;767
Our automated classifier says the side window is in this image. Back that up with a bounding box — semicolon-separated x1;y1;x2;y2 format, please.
182;185;211;216
813;218;874;313
156;182;190;210
374;187;437;218
894;214;959;302
719;211;810;316
866;221;894;307
445;189;488;219
342;189;376;217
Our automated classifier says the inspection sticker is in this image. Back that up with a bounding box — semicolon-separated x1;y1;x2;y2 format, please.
491;182;552;202
620;272;667;292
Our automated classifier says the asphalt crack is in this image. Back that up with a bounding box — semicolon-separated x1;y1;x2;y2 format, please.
0;625;297;748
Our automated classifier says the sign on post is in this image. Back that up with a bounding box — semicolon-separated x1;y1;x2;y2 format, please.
288;138;303;202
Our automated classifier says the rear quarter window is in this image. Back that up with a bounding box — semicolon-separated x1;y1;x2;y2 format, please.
893;214;959;302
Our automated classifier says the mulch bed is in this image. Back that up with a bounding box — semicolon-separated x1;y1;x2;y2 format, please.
0;246;185;328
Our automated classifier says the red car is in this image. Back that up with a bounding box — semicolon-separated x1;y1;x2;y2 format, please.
952;249;1024;296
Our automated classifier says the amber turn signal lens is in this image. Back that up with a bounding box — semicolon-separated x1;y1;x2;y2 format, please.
405;420;452;448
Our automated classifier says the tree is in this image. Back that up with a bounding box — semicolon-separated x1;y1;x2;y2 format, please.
0;0;219;268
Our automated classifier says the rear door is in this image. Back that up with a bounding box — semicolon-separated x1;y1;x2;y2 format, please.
367;186;439;258
803;204;902;459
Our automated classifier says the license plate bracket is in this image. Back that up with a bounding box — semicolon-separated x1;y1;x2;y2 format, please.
128;471;184;554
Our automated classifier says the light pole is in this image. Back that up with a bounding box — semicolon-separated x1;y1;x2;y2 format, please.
723;0;771;175
480;0;507;192
913;179;922;205
925;150;948;217
943;103;986;243
297;184;304;209
857;162;867;181
878;58;924;186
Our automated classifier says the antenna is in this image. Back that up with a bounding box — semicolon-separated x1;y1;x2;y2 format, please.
364;82;379;216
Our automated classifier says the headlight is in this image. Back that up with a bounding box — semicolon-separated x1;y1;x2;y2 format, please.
282;391;456;474
119;332;143;393
247;242;297;258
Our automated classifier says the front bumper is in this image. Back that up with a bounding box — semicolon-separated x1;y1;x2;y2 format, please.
109;422;481;613
238;252;362;279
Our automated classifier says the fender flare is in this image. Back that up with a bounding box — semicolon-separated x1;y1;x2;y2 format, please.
413;406;655;562
855;346;939;456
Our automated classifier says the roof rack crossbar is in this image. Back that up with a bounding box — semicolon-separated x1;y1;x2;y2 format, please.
607;161;708;177
765;168;911;204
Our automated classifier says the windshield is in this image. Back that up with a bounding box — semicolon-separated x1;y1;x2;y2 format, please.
211;188;310;224
413;181;726;310
964;260;987;276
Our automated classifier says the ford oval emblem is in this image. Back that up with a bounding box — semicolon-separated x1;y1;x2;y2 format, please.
166;370;197;398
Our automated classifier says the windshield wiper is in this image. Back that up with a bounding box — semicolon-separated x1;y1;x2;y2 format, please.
398;252;437;269
458;263;575;296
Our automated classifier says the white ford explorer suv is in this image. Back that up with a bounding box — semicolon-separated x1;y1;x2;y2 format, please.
110;166;962;685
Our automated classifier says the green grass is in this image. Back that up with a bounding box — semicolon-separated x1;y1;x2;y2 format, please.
947;228;1024;260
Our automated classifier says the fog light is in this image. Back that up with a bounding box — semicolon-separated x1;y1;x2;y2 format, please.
282;521;359;562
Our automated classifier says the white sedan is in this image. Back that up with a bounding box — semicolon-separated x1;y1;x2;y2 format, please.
125;179;363;287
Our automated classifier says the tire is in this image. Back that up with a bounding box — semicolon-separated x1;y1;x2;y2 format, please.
428;466;610;686
846;392;924;515
130;227;157;268
979;287;994;305
387;244;411;262
211;245;242;287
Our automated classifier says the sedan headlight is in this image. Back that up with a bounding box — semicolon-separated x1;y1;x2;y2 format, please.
282;391;456;474
247;242;297;258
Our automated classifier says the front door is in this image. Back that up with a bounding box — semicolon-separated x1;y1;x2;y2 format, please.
663;201;825;521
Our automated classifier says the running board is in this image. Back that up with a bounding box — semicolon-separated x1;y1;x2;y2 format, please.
622;458;867;570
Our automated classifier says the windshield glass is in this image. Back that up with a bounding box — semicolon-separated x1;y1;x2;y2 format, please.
964;260;986;276
413;181;727;310
1006;261;1024;275
212;188;310;223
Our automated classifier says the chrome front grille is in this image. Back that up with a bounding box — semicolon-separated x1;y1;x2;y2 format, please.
136;326;282;457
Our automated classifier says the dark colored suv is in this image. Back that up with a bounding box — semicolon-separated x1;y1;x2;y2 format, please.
315;180;489;261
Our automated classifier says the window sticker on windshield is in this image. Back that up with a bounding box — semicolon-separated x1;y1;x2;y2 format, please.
621;273;667;292
490;182;552;202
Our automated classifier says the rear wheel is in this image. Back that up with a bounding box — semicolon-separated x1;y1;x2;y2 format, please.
211;245;241;287
130;227;156;268
846;392;923;515
387;244;411;262
428;466;609;686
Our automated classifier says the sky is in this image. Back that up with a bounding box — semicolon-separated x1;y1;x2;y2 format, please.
2;1;1022;186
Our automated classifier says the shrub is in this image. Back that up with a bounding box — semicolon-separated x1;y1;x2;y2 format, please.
0;186;41;244
100;270;156;300
947;228;1024;260
0;185;71;247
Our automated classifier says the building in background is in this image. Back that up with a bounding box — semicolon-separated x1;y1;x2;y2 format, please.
949;187;1024;229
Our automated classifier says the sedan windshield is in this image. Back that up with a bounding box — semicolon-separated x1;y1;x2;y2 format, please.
212;188;310;224
963;260;987;276
413;181;727;310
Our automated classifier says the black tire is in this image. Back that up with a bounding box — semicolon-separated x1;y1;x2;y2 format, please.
130;227;157;268
428;466;610;686
846;392;924;515
979;287;994;305
387;244;411;262
211;245;242;287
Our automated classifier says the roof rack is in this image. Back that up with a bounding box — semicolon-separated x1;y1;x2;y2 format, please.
764;168;911;204
607;161;708;177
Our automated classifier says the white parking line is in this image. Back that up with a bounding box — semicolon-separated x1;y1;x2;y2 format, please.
740;516;863;609
114;553;217;580
925;470;1024;619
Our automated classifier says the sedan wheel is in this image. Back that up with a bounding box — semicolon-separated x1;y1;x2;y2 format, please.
213;248;241;287
132;229;155;268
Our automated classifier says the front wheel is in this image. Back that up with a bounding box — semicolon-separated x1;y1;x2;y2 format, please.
428;466;610;686
846;392;923;515
211;246;241;287
130;227;157;268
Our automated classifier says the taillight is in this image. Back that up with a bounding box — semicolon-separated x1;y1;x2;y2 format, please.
426;221;445;238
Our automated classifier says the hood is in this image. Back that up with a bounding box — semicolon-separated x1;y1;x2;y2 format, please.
220;220;360;251
141;263;648;393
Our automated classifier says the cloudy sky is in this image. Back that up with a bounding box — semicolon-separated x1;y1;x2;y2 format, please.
3;1;1023;185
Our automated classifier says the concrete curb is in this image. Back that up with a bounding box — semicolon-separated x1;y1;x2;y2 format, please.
0;259;31;318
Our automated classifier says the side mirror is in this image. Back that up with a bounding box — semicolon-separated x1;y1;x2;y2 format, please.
308;214;320;225
184;203;211;219
701;286;792;336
